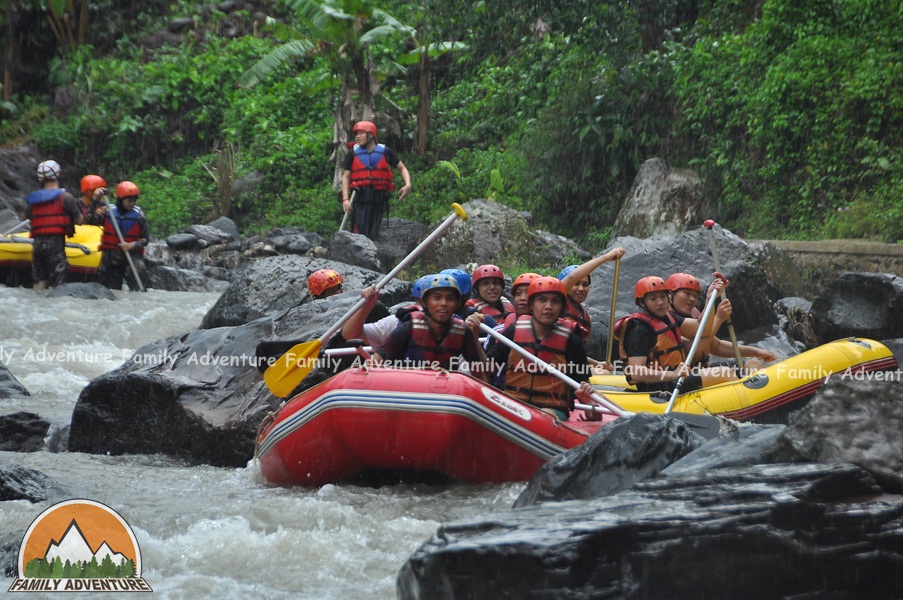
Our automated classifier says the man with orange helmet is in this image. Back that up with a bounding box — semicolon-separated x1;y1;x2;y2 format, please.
24;159;83;289
98;181;149;291
307;268;344;300
79;174;108;225
340;120;412;241
485;276;598;420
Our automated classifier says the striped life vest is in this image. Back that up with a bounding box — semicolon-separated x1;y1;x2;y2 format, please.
504;315;576;412
562;296;592;341
465;297;514;320
617;311;686;380
402;311;467;369
101;205;144;254
349;144;395;192
27;189;71;237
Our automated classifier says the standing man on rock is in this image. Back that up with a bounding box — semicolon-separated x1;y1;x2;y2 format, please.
340;120;411;241
24;160;83;290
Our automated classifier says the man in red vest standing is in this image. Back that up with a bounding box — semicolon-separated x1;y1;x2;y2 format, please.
340;120;411;241
24;160;83;290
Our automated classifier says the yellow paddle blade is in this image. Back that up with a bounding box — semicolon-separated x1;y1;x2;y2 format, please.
263;339;323;397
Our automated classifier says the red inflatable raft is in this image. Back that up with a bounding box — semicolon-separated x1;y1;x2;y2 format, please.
256;367;618;486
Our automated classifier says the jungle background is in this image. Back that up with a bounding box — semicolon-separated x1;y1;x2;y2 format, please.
1;0;900;247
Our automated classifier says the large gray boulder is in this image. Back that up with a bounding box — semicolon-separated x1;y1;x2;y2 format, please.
0;362;29;398
0;412;50;452
808;272;903;344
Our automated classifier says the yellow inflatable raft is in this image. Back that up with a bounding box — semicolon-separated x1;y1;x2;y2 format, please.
0;224;103;280
590;338;898;423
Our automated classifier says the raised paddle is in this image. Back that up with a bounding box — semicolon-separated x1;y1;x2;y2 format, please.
101;197;146;292
703;219;744;367
479;323;721;439
664;282;721;413
263;202;468;397
605;255;620;365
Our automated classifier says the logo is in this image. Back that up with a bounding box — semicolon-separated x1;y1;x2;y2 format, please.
8;499;152;593
482;387;532;420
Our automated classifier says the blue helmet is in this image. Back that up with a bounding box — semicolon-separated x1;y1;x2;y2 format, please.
421;274;462;302
412;275;433;299
439;268;473;297
558;265;590;285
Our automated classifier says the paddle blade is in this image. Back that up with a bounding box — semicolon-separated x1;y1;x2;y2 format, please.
255;340;299;372
671;412;722;440
263;340;323;397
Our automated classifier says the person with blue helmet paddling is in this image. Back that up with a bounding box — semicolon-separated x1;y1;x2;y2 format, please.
24;159;83;290
557;247;626;342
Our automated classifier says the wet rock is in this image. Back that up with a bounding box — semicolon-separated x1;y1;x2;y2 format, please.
207;216;241;242
68;321;276;467
612;157;703;239
514;413;706;506
809;272;903;343
662;422;786;476
0;463;55;502
147;265;227;292
398;463;902;600
45;282;116;300
329;230;382;272
199;255;410;329
0;412;49;451
166;232;200;250
185;224;234;246
374;218;428;271
0;363;29;398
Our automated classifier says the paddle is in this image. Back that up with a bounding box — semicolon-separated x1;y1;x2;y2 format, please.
479;323;721;439
664;282;721;413
605;255;620;365
339;190;357;232
255;340;374;372
101;197;146;292
1;219;30;236
703;219;744;367
263;202;469;397
0;237;91;254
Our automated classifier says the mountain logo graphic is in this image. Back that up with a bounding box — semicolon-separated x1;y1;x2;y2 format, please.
8;499;152;593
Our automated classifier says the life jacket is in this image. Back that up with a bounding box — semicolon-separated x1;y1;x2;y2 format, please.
562;296;592;341
402;311;467;369
669;307;708;366
465;297;514;320
349;144;395;192
26;189;71;237
101;205;144;254
504;315;576;412
616;311;686;381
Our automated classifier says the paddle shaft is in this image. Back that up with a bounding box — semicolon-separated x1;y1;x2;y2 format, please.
479;323;627;417
1;219;30;236
665;286;720;413
101;198;145;292
339;190;356;232
605;256;620;365
316;203;467;347
704;222;744;366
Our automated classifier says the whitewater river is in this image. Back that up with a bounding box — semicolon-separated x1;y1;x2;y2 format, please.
0;286;521;598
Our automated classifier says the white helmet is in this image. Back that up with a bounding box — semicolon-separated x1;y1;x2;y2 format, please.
37;160;61;182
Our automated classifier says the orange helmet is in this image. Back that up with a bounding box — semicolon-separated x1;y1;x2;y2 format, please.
352;121;377;138
634;276;668;303
666;273;701;293
308;269;344;299
527;276;566;303
512;272;541;290
116;181;140;199
81;174;107;194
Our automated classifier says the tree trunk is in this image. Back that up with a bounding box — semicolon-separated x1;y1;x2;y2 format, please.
416;50;430;155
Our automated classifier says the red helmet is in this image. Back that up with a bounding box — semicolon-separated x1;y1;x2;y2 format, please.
634;276;668;302
308;269;344;299
527;276;566;303
471;264;505;288
352;121;377;138
116;181;140;199
81;174;107;194
512;272;541;289
666;273;701;293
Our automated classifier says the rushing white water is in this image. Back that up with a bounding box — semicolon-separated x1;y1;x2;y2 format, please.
0;286;521;598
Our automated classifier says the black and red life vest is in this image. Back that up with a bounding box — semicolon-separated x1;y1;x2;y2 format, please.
402;311;467;369
27;189;72;237
101;205;144;254
504;315;577;412
349;144;395;192
466;297;515;321
562;296;592;341
616;311;686;377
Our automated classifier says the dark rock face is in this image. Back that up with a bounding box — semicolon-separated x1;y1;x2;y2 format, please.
0;363;29;398
0;463;56;503
0;412;50;452
398;463;902;600
68;322;276;467
147;265;228;292
514;413;707;506
329;230;382;272
809;272;903;344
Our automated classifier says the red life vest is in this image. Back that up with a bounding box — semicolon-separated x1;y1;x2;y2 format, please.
465;297;515;320
403;311;468;369
101;206;144;254
669;307;708;365
27;189;71;237
504;315;576;412
349;144;395;192
616;311;686;378
562;296;592;341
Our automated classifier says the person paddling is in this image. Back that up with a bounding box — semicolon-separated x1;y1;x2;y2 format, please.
98;181;149;291
79;174;108;226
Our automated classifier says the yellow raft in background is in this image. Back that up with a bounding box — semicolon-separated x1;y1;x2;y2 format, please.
590;338;898;423
0;224;103;278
